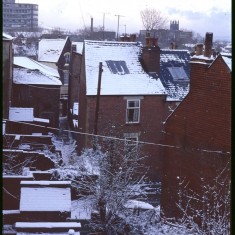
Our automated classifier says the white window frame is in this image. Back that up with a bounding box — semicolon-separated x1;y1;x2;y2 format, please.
126;99;140;124
167;66;188;81
64;52;70;65
124;133;139;152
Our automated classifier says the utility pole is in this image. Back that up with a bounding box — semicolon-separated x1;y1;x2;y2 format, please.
93;62;103;150
94;62;103;136
102;12;109;41
115;14;124;41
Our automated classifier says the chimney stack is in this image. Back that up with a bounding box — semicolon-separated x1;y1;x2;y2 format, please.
90;17;94;39
204;32;213;58
195;43;203;56
142;35;160;74
71;44;77;52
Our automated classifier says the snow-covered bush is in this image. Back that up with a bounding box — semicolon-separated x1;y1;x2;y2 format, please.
77;140;149;235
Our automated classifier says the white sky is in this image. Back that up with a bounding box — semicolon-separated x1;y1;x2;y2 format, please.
18;0;231;40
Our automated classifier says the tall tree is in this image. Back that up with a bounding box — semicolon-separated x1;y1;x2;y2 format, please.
140;8;168;31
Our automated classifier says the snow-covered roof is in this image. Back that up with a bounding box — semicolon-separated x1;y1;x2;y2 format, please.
124;200;154;210
9;107;34;121
159;49;190;101
20;181;71;212
13;68;62;85
222;55;232;71
38;37;68;63
15;222;81;229
191;54;214;61
84;40;166;96
72;42;83;54
3;32;14;40
14;57;60;78
20;180;71;186
16;232;80;235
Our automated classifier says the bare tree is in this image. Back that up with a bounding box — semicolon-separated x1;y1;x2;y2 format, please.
140;8;168;31
73;139;149;234
175;161;231;235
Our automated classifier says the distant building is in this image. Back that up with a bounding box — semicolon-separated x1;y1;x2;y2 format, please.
3;0;38;32
170;20;179;31
139;20;193;48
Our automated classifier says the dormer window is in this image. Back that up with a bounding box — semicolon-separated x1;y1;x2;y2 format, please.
106;60;129;75
167;66;189;81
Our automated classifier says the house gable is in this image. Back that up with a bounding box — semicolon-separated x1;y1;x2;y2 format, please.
161;40;231;219
38;37;69;63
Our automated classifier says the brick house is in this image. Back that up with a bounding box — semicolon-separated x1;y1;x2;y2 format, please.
37;37;72;116
76;39;175;180
12;57;62;127
72;37;191;180
68;42;83;131
3;33;14;120
160;33;231;220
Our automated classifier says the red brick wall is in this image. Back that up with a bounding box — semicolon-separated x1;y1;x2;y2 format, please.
78;93;170;180
161;55;231;218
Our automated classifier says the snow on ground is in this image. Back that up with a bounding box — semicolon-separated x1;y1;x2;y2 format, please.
71;196;96;220
124;199;154;210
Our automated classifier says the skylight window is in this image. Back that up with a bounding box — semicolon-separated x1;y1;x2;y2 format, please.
168;67;188;81
106;60;129;75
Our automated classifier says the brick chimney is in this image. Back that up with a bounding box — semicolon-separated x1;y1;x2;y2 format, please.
204;32;213;58
130;34;136;42
170;42;177;50
195;43;203;56
141;34;160;74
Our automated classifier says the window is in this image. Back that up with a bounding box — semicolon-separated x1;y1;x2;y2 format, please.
106;60;129;75
64;52;70;65
63;70;69;85
167;66;189;81
126;100;140;123
124;133;139;153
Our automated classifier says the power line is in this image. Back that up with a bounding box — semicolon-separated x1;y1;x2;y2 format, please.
3;119;177;149
78;0;86;29
3;119;230;155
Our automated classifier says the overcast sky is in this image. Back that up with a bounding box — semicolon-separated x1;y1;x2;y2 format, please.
18;0;231;41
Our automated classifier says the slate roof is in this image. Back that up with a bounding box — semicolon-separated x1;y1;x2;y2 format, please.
159;49;191;101
14;57;60;78
13;68;62;85
38;37;69;63
20;181;71;212
221;55;232;71
84;40;166;96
